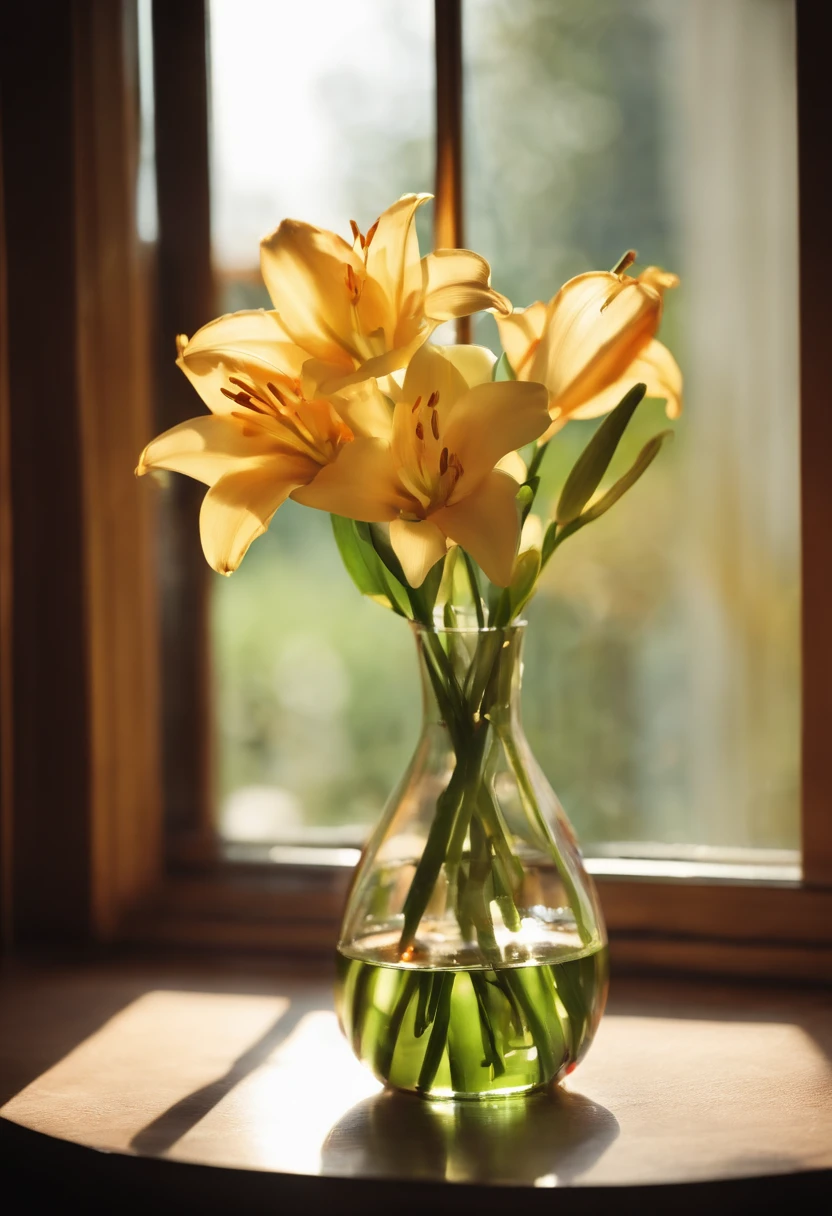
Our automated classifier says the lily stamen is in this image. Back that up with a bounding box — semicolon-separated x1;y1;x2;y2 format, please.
220;385;268;413
266;381;292;412
345;263;361;304
228;376;270;407
611;249;637;277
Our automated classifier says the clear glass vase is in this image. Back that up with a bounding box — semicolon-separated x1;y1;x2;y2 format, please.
336;622;608;1100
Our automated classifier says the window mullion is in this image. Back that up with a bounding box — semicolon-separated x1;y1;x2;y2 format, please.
434;0;469;343
151;0;216;852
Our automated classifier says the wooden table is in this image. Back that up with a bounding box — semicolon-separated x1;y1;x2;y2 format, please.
1;957;830;1213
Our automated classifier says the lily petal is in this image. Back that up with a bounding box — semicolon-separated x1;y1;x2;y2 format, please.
136;413;296;486
443;380;550;497
432;470;521;587
401;342;470;411
438;343;497;390
519;511;543;554
528;271;664;417
632;337;683;420
423;250;512;320
291;437;406;521
178;310;309;415
389;517;448;587
542;337;684;442
365;194;431;333
303;324;433;397
497;450;527;483
330;380;394;439
495;301;548;379
260;219;363;366
199;455;313;574
182;309;305;370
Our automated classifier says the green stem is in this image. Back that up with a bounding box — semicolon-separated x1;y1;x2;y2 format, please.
443;631;506;922
470;973;505;1077
417;973;454;1092
498;968;560;1084
398;722;489;955
497;723;593;946
464;814;500;960
462;550;485;629
525;439;550;485
374;971;419;1079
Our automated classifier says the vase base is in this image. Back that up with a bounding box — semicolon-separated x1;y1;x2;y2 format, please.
336;943;608;1100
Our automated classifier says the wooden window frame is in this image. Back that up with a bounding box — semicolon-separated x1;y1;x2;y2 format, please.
1;0;830;982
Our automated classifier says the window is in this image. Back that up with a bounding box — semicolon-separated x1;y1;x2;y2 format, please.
207;0;800;864
3;0;829;977
208;0;433;853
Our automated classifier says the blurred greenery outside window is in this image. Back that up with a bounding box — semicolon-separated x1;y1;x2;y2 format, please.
207;0;800;861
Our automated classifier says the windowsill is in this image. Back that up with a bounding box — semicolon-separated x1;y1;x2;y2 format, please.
0;955;830;1211
221;838;803;886
135;843;831;984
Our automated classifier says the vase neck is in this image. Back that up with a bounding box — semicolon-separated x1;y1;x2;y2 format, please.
412;624;526;731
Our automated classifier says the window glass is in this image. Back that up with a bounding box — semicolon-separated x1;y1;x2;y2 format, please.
464;0;799;852
208;0;432;845
208;0;800;856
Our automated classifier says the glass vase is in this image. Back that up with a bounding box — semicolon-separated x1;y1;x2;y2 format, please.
336;622;608;1100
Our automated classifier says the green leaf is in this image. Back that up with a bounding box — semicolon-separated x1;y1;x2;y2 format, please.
421;557;445;616
541;429;672;570
581;429;673;523
492;352;517;382
436;544;458;607
367;522;407;584
508;546;541;620
541;520;559;566
555;382;647;524
331;515;409;616
331;515;385;597
486;579;503;622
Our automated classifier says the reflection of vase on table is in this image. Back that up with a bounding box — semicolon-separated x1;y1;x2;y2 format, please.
322;1086;620;1185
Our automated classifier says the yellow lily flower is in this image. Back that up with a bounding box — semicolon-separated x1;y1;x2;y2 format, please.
496;254;682;441
293;344;550;587
260;194;511;396
136;314;388;574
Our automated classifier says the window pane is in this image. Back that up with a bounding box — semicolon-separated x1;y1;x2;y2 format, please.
464;0;799;852
207;0;800;859
208;0;433;845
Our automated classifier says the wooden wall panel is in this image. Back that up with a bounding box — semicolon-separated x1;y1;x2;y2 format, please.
0;115;12;948
797;0;832;886
0;0;162;944
0;2;94;942
73;0;163;934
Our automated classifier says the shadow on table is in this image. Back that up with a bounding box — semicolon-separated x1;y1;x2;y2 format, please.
129;1001;311;1156
322;1086;619;1186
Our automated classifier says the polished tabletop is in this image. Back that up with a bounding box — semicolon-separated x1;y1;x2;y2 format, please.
1;958;831;1201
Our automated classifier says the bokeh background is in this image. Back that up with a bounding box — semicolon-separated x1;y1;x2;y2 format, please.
154;0;799;858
